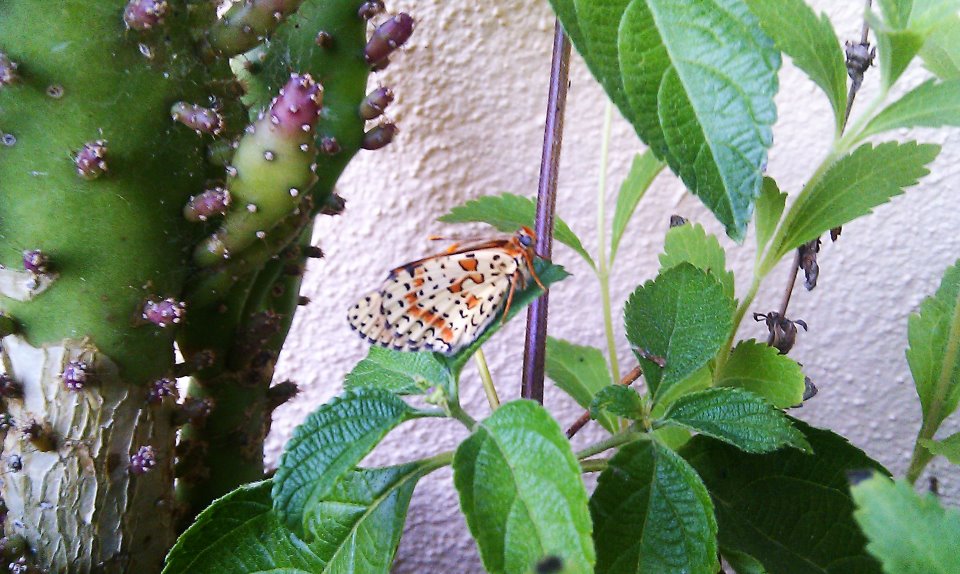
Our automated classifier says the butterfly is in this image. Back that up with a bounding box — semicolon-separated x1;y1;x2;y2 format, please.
348;227;545;354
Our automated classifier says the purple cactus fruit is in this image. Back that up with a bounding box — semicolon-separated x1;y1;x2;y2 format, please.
184;187;231;222
142;297;186;328
0;52;19;87
171;102;225;136
129;445;156;474
270;73;323;138
61;361;89;391
0;375;22;399
147;377;178;404
358;1;385;19
359;87;394;120
361;122;397;150
21;250;49;274
124;0;168;31
74;140;108;180
365;13;415;66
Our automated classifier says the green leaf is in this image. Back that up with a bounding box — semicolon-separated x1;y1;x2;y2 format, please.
682;420;887;574
770;141;940;265
659;222;736;301
548;0;590;53
345;346;454;396
920;432;960;465
744;0;847;133
163;481;325;574
715;340;806;408
272;389;421;533
658;388;811;453
873;0;960;87
908;260;960;432
652;364;714;415
590;385;645;421
443;260;569;375
617;0;780;241
590;440;718;574
453;400;595;574
723;549;769;574
611;150;666;263
755;177;786;256
877;0;913;30
573;0;636;119
438;193;595;269
852;474;960;574
624;263;735;400
304;463;435;573
873;24;926;88
861;79;960;138
921;15;960;79
545;337;618;434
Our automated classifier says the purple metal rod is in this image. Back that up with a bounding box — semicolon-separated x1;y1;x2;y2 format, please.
521;21;571;403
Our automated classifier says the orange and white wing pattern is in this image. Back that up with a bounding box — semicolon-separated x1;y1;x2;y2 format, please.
348;227;542;354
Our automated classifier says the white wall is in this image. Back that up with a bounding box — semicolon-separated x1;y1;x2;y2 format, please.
267;1;960;571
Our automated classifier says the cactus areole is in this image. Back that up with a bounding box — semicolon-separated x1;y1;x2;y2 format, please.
0;0;409;572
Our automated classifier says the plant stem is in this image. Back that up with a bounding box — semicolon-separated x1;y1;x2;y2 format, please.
906;288;960;484
521;20;571;403
446;398;479;430
714;275;761;376
580;457;610;473
419;449;455;472
475;348;500;410
596;102;622;387
566;365;642;438
575;430;646;460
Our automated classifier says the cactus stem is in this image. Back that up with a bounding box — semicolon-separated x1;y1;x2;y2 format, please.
171;102;225;136
123;0;169;31
358;1;385;20
364;13;415;66
359;86;394;120
74;140;108;180
0;52;20;87
208;0;307;56
142;297;186;328
360;122;397;150
128;445;157;475
60;361;90;391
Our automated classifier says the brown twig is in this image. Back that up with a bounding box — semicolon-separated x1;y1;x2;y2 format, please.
521;21;571;403
566;365;643;439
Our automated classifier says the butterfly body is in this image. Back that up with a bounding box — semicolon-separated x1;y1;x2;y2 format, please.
348;227;542;354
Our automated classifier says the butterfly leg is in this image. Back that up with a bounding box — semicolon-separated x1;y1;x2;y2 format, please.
500;270;522;325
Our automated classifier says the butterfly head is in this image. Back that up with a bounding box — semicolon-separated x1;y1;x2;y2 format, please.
516;226;536;249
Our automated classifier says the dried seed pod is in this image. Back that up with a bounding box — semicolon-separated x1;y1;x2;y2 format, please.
0;52;20;87
74;140;108;180
754;311;808;355
184;187;231;222
21;250;49;275
142;297;186;328
124;0;168;31
129;445;157;474
360;122;397;150
364;13;415;66
61;360;89;391
845;40;875;90
171;102;225;136
359;86;394;120
798;239;820;291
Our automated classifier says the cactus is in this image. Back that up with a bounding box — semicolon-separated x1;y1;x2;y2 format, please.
0;1;415;572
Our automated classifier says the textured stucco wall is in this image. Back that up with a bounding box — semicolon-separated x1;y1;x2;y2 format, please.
266;1;960;571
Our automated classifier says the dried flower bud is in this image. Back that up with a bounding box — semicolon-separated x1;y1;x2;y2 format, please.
61;360;89;391
754;311;808;355
142;297;186;328
845;41;875;86
798;239;821;291
129;445;156;474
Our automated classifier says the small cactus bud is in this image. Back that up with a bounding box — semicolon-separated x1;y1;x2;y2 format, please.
0;52;20;87
304;245;324;258
0;375;22;399
147;377;178;404
317;136;340;155
172;397;213;426
365;13;415;66
61;360;89;391
184;187;231;222
267;380;299;410
319;193;346;216
124;0;168;31
142;297;186;328
129;445;156;474
21;250;48;275
359;87;394;120
297;295;311;306
0;414;14;430
171;102;225;136
74;140;108;180
358;0;385;19
270;73;323;137
315;30;334;48
361;122;397;150
6;455;21;473
370;57;390;72
20;421;55;452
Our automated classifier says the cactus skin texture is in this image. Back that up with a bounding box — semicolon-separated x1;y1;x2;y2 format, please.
1;0;410;569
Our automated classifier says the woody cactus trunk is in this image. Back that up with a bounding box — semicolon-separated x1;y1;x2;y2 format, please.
0;1;412;571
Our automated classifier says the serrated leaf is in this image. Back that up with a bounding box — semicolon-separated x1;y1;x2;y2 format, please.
345;346;453;396
873;0;960;87
611;150;665;263
723;548;769;574
715;340;806;408
861;79;960;138
873;24;926;88
920;432;960;465
921;15;960;79
908;260;960;431
549;0;589;52
444;260;569;375
755;177;786;256
590;439;718;574
273;389;421;534
652;364;714;415
658;388;811;453
573;0;635;119
438;193;595;269
617;0;780;241
852;474;960;573
590;384;645;421
163;482;324;574
304;463;434;573
624;263;735;400
770;141;940;265
744;0;847;133
659;222;736;301
682;420;887;574
453;400;595;574
545;337;618;434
